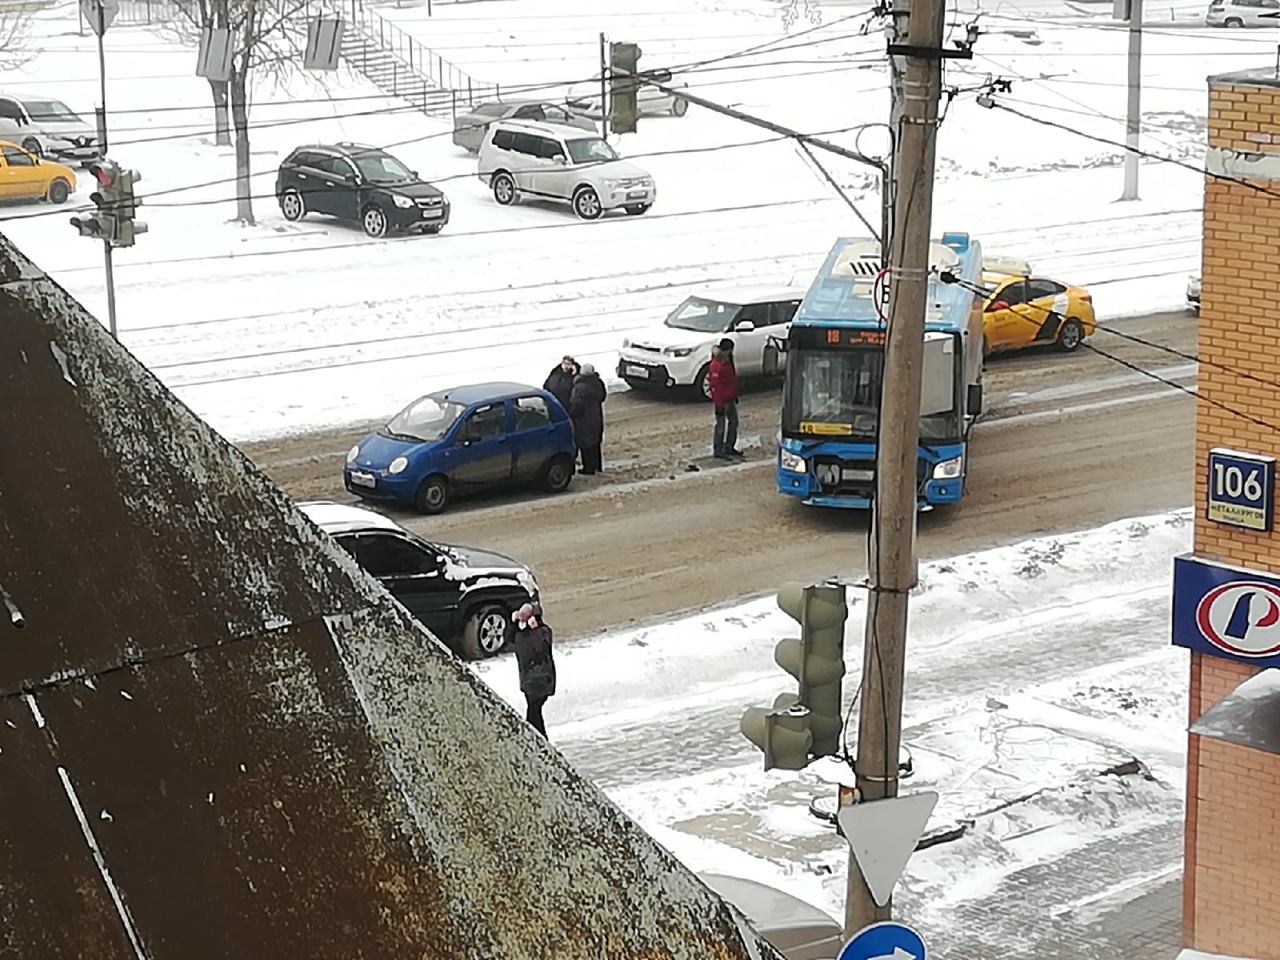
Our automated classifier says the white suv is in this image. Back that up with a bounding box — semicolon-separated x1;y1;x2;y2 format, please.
1207;0;1280;26
476;119;656;220
617;285;806;398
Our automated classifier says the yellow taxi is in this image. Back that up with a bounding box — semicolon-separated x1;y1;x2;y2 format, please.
0;140;76;204
979;256;1096;357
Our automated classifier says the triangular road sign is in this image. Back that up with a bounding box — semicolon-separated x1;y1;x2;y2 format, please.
837;791;939;907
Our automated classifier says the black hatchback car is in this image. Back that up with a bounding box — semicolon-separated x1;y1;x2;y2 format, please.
299;500;538;659
275;142;451;238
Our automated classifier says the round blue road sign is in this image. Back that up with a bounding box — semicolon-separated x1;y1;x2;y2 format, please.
837;921;927;960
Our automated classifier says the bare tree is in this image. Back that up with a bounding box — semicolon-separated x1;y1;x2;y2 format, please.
0;4;35;73
171;0;324;224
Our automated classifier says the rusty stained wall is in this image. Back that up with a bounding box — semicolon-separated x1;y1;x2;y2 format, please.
0;233;784;960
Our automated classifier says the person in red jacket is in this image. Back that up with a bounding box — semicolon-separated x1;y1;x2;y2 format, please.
708;337;743;460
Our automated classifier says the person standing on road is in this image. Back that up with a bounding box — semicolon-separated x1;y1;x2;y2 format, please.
507;602;556;738
543;355;579;413
709;338;742;460
569;362;607;476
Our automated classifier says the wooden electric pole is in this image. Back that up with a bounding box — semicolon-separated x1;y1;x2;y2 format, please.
845;0;950;936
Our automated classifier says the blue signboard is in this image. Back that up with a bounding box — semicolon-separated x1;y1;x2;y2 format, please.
838;921;927;960
1173;555;1280;667
1206;447;1275;532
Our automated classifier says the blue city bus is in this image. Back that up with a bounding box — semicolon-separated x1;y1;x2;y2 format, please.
775;232;986;510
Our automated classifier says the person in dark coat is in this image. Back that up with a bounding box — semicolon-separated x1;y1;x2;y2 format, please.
569;362;607;475
709;338;742;460
506;602;556;738
543;355;579;413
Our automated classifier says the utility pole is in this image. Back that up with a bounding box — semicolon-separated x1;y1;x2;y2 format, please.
846;0;949;935
95;0;118;339
598;33;608;135
1121;0;1144;201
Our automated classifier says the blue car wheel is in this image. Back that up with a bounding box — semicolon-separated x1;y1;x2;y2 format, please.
415;475;449;514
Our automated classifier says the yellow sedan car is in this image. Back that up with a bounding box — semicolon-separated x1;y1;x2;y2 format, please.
0;140;75;204
980;259;1096;357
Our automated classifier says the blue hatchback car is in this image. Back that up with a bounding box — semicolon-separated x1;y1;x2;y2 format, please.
344;382;577;514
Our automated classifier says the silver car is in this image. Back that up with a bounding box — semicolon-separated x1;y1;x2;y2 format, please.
1206;0;1280;26
452;100;595;154
564;75;690;120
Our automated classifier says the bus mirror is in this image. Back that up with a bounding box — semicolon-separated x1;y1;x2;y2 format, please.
967;383;983;416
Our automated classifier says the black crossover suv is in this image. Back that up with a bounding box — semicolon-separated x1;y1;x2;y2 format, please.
275;141;451;238
299;500;538;659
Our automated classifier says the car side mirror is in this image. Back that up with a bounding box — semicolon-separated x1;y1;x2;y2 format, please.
552;154;566;164
986;300;1010;312
734;320;756;333
967;383;984;416
410;170;419;178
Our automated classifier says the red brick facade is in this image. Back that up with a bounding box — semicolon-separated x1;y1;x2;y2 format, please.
1183;72;1280;959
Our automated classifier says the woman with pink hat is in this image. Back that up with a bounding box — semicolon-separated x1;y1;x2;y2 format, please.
505;601;557;738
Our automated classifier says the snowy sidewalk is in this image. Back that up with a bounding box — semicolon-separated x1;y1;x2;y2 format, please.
913;822;1183;959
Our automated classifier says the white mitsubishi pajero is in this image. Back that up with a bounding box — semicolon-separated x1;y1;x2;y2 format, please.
616;285;806;399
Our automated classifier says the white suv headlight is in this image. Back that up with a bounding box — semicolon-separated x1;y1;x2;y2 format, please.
779;449;807;473
664;346;693;357
932;456;963;480
392;195;414;209
388;456;409;475
601;178;621;189
346;444;360;464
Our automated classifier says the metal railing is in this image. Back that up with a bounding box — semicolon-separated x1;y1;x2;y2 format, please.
319;0;497;117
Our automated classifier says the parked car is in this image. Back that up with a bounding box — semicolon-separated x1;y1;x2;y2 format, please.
344;382;577;514
453;99;595;154
275;141;450;238
698;874;844;960
0;92;100;166
0;140;75;204
1207;0;1280;27
564;75;690;118
617;285;805;398
299;500;538;659
477;119;656;220
980;256;1096;356
1187;274;1202;311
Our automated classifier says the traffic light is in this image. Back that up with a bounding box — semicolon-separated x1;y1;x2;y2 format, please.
609;41;640;135
740;581;849;771
72;161;146;247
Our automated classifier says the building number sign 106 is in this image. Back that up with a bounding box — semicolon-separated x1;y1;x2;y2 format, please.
1213;461;1265;502
1206;448;1276;533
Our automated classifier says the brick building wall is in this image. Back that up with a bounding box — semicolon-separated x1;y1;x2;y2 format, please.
1184;70;1280;958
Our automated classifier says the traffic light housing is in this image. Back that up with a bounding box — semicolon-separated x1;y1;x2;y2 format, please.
609;41;640;135
740;581;849;770
74;161;146;247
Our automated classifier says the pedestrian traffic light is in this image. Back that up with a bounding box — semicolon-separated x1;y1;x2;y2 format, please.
69;212;113;238
740;581;849;771
609;41;640;135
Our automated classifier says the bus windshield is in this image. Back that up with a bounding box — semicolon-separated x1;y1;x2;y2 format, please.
781;347;960;442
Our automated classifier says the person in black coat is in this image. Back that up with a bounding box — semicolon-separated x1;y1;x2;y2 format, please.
568;362;607;475
543;355;578;414
505;602;556;738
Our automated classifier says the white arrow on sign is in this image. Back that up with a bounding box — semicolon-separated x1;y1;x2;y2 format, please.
870;948;917;960
836;790;939;907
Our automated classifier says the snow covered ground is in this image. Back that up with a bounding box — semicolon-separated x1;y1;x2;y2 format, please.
471;510;1193;951
0;0;1262;442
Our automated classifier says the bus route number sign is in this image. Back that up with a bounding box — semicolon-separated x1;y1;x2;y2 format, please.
1207;447;1276;533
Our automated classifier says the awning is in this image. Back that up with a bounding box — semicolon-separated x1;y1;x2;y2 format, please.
1190;668;1280;757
